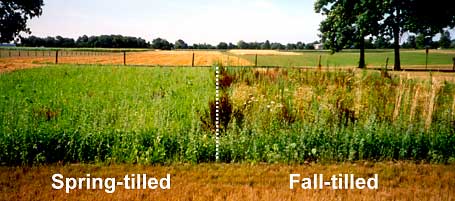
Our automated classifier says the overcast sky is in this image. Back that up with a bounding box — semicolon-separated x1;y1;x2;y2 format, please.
27;0;324;45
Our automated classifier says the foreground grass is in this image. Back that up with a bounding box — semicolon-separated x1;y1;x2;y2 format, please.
0;163;454;201
0;65;214;164
0;65;454;165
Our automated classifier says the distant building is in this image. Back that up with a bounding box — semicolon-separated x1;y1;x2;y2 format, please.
0;43;16;47
313;43;323;50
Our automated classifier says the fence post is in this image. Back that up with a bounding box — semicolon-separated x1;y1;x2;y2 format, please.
18;51;21;57
385;57;389;70
255;54;258;67
123;51;126;65
425;47;429;70
27;51;29;57
192;52;195;67
318;55;322;69
452;57;455;71
55;50;59;64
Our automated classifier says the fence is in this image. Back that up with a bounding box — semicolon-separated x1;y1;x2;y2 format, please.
1;49;455;72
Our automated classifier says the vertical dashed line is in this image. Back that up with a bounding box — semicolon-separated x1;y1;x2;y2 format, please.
215;66;220;161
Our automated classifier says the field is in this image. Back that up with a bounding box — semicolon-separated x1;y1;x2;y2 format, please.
1;50;455;200
232;49;455;69
1;49;454;72
1;65;455;164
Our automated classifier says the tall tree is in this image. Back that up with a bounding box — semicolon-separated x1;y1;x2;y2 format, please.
315;0;382;68
381;0;455;70
0;0;44;43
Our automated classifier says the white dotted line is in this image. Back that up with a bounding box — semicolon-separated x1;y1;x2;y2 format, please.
215;66;220;161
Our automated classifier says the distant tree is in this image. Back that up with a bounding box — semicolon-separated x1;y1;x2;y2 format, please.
217;42;228;49
373;36;392;49
296;41;305;49
286;43;297;50
76;35;89;47
271;42;285;50
439;30;451;48
403;35;416;49
261;40;271;49
237;40;248;49
247;42;261;49
415;34;426;49
174;39;188;49
228;42;237;49
152;38;172;50
304;43;315;50
0;0;44;43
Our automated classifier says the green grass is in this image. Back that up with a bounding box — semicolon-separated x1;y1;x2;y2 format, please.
240;50;455;68
0;65;214;164
0;65;454;165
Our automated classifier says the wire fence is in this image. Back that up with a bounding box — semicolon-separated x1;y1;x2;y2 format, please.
1;49;454;71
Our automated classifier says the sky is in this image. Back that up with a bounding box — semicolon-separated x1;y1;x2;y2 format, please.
26;0;325;45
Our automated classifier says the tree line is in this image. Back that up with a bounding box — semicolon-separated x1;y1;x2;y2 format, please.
18;34;454;50
19;35;149;48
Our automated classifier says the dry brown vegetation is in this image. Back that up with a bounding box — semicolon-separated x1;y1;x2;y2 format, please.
228;49;301;56
0;163;454;201
0;51;252;72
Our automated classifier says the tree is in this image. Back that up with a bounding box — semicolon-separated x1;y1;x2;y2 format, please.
381;0;455;70
439;30;451;49
174;39;188;49
270;42;285;50
373;36;392;49
286;43;297;50
237;40;248;49
296;42;305;49
228;42;237;49
316;0;455;70
315;0;382;68
402;35;416;49
261;40;271;49
415;34;425;49
152;38;172;50
0;0;44;43
217;42;228;49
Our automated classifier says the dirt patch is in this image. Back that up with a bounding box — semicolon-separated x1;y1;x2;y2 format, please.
1;162;454;201
0;51;252;69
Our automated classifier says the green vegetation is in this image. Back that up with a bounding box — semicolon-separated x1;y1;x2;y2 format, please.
1;65;454;165
0;65;213;164
240;50;455;68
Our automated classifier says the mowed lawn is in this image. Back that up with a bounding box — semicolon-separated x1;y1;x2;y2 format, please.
239;49;455;68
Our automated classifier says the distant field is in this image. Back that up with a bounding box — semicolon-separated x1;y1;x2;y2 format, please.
237;49;455;69
1;162;454;201
0;50;251;72
1;49;454;71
